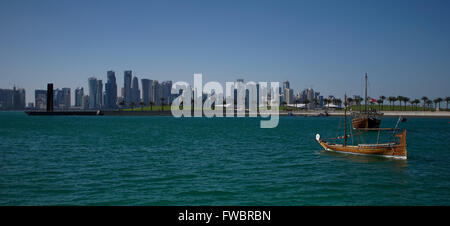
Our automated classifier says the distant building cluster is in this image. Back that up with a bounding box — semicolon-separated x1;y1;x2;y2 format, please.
0;86;25;110
1;73;342;111
280;81;327;109
59;70;177;110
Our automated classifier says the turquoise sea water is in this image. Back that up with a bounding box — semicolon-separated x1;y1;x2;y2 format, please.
0;111;449;205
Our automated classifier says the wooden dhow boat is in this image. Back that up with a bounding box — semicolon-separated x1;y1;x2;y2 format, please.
351;73;383;129
316;94;407;159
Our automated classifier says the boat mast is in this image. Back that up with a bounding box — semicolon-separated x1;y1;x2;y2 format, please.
364;72;368;113
344;93;347;147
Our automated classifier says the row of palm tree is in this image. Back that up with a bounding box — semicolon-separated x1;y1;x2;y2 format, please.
117;95;450;112
354;96;449;111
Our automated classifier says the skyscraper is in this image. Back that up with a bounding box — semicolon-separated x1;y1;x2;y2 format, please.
307;88;315;109
0;87;26;110
282;81;290;104
124;70;132;106
88;77;97;109
151;80;160;105
53;89;62;108
14;87;26;109
161;81;173;104
105;70;117;109
285;88;294;104
35;90;47;110
141;78;153;105
82;95;89;110
131;76;140;104
74;87;84;107
47;83;53;112
61;88;71;109
0;89;14;110
96;80;103;109
283;81;290;90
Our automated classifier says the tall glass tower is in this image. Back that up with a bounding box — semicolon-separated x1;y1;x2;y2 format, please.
105;70;117;109
88;77;97;109
124;70;132;106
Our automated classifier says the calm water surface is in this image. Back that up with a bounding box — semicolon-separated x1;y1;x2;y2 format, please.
0;112;449;205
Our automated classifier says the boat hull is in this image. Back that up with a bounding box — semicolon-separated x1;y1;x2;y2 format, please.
352;114;382;129
316;130;407;159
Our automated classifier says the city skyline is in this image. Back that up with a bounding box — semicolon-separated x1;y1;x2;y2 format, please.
1;69;449;110
1;0;450;104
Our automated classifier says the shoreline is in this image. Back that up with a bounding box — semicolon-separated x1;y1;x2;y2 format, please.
107;110;450;118
18;109;450;118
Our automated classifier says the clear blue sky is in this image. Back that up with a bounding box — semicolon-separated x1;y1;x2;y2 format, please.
1;0;449;103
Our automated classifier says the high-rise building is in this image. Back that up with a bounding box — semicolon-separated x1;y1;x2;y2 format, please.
47;84;53;112
61;88;71;108
0;87;25;110
35;90;47;110
82;95;89;110
88;77;97;109
74;87;84;107
53;89;62;108
161;81;173;105
283;81;290;90
285;88;294;104
131;76;140;104
141;79;153;105
15;87;26;110
234;79;247;109
151;80;161;105
96;80;103;108
0;89;14;110
306;88;315;108
105;71;117;109
282;81;290;104
124;70;132;106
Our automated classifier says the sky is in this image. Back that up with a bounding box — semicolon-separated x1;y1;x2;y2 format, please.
0;0;449;104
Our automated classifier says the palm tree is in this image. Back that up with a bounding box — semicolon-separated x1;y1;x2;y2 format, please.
412;99;420;111
346;97;353;106
303;99;310;110
388;96;395;111
426;99;433;109
149;101;154;111
294;99;300;110
335;98;342;109
397;96;403;110
139;101;145;111
434;97;443;110
130;101;135;111
280;101;286;111
313;98;319;109
421;96;428;111
445;97;450;110
119;100;125;110
160;98;165;111
376;99;383;110
403;97;410;111
379;96;386;110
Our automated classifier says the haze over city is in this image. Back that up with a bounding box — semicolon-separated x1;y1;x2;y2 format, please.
1;0;449;104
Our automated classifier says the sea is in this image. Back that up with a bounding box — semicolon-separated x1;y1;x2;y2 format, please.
0;111;449;205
